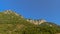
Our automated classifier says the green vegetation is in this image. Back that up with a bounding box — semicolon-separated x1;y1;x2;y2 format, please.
0;10;60;34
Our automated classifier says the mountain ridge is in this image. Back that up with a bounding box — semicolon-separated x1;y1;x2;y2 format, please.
0;10;60;34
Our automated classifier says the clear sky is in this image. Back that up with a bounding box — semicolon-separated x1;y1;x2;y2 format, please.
0;0;60;25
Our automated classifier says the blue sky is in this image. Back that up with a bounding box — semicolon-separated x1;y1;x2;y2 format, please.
0;0;60;25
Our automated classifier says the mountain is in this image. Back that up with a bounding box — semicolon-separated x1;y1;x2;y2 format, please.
26;19;46;25
0;10;60;34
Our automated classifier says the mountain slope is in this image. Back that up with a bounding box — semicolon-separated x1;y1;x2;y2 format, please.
0;10;35;34
0;10;60;34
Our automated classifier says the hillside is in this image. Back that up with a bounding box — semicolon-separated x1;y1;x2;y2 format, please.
0;10;60;34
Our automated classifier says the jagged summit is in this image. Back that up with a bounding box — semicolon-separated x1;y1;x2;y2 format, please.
26;19;46;25
3;10;21;16
3;10;24;18
4;10;13;14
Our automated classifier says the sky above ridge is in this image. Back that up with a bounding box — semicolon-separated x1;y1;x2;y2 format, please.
0;0;60;25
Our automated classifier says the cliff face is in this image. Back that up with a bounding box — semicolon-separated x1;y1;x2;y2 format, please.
26;19;46;25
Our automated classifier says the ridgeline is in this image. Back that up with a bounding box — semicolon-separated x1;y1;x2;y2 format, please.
0;10;60;34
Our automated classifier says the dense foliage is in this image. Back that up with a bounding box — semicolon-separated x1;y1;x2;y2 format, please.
0;10;60;34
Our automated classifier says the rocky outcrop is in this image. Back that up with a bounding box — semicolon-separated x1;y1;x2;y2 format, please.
3;10;24;18
27;19;46;25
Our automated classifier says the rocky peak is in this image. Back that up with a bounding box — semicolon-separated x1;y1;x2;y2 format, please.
27;19;46;25
4;10;13;14
4;10;19;16
3;10;24;18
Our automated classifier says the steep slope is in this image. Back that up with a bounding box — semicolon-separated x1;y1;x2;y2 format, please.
0;10;60;34
0;10;35;34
